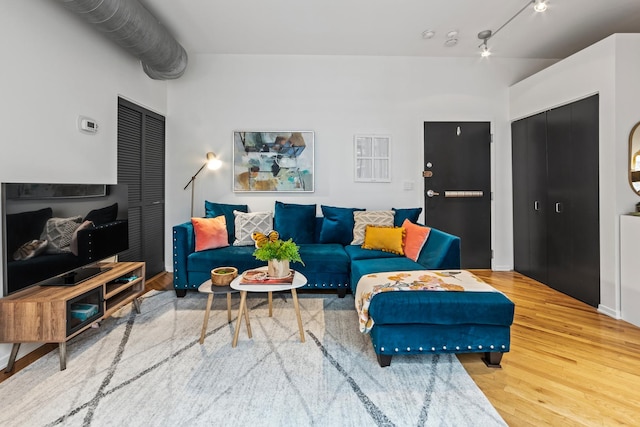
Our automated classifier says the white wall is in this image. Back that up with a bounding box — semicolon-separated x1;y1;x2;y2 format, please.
509;34;640;319
165;54;554;273
0;2;167;365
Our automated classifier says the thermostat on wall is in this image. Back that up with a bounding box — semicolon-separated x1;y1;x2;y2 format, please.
78;116;98;134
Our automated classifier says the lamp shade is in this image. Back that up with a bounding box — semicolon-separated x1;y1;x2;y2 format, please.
206;152;222;170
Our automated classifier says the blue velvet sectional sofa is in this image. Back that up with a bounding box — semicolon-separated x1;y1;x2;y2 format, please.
173;201;514;367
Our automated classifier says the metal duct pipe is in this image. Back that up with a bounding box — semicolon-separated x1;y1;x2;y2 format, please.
58;0;188;80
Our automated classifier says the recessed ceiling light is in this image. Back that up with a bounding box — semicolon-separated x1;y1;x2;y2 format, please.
446;30;458;39
444;38;458;47
422;30;436;39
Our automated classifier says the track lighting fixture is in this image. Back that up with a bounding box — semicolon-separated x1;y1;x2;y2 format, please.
477;0;548;57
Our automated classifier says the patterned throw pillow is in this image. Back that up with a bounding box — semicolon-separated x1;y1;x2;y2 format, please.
13;239;48;261
351;211;395;245
233;211;274;246
40;216;83;254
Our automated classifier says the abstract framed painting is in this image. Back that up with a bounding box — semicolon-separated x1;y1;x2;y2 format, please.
232;131;314;192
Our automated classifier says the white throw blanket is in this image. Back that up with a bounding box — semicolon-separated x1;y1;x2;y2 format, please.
355;270;499;333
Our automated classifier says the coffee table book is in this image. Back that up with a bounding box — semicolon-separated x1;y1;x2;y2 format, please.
240;269;295;285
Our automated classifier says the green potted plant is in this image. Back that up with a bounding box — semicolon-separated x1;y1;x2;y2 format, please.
253;237;304;278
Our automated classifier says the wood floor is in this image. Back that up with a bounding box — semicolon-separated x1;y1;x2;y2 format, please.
2;270;640;426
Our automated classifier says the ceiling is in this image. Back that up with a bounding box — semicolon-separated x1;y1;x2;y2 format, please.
139;0;640;60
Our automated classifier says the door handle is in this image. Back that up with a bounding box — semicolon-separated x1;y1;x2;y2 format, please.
555;202;563;213
426;189;440;198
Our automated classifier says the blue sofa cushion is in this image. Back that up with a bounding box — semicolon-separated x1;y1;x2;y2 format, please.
417;228;461;270
344;245;401;261
204;201;248;243
319;205;364;245
274;201;316;244
392;207;422;226
187;245;261;275
368;290;515;326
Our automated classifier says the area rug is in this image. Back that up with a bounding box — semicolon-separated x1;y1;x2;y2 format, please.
0;290;506;427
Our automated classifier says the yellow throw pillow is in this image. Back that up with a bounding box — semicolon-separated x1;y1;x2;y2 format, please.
362;225;405;255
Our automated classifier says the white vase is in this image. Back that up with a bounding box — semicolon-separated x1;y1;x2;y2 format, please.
267;259;290;278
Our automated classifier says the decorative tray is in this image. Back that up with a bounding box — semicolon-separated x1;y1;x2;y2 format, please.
240;269;294;284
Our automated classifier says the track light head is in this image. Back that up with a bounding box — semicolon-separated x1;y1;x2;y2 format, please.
533;0;548;12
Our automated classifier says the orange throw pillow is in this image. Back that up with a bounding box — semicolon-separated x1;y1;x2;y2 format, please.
402;219;431;261
192;216;229;252
362;225;405;255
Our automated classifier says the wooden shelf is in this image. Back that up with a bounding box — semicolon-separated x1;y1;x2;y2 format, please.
0;261;145;371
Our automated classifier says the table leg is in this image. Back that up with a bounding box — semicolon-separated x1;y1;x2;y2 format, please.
232;291;247;347
268;291;273;317
200;293;214;344
4;343;20;373
59;342;67;371
244;296;252;338
226;293;232;323
291;288;305;343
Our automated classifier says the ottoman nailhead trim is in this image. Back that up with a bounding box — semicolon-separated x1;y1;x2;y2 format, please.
442;346;447;350
381;347;385;351
407;347;411;351
501;345;506;349
395;348;399;352
455;346;460;350
419;347;423;351
490;345;494;349
431;347;435;351
468;346;472;350
478;345;483;350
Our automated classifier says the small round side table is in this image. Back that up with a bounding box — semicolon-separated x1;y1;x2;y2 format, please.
197;280;240;344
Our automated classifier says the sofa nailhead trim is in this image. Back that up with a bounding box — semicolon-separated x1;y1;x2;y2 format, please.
381;347;385;351
406;347;410;351
419;347;423;351
395;348;399;352
467;345;472;350
490;345;494;349
455;346;460;350
478;345;483;349
442;346;447;350
502;345;506;349
431;347;435;351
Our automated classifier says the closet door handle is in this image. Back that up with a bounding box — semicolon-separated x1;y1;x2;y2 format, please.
555;202;563;213
534;201;540;211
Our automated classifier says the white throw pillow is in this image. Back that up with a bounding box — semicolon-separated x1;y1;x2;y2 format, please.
233;211;274;246
351;210;395;245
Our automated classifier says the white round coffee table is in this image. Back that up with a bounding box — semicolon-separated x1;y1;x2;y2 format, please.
230;268;307;347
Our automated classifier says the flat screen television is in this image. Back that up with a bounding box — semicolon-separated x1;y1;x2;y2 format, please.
1;183;129;296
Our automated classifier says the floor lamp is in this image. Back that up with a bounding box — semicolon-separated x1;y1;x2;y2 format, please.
184;151;222;217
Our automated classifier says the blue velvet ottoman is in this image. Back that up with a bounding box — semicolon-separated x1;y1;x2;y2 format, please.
356;271;515;367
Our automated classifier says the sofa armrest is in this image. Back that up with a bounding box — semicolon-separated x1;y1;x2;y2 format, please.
173;221;195;289
417;227;461;269
76;220;128;264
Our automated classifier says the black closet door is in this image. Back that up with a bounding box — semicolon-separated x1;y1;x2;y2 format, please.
512;112;547;284
527;112;549;284
117;98;166;279
546;95;599;307
569;95;600;307
546;103;574;297
512;118;531;276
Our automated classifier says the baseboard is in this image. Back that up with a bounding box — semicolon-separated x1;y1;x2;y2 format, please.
597;304;620;319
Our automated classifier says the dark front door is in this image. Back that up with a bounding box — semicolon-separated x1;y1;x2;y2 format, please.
424;122;492;268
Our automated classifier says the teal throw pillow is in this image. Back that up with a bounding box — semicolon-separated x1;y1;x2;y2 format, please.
274;201;316;244
204;201;248;243
319;205;365;245
392;207;423;227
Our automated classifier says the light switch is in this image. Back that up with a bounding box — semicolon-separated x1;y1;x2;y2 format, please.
403;181;414;190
